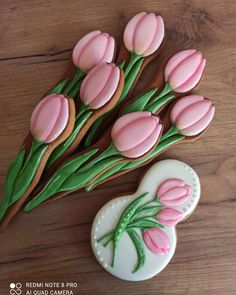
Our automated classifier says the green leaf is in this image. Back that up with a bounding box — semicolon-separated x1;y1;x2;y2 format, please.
46;111;92;168
85;161;129;191
118;57;144;104
127;229;146;273
60;157;122;191
128;218;164;230
10;143;47;204
121;88;158;115
132;205;163;221
47;78;69;95
0;149;26;221
24;149;99;212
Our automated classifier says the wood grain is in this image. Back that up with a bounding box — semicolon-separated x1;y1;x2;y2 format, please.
0;0;236;294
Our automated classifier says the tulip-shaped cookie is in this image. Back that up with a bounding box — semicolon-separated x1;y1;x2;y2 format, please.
62;31;115;97
0;94;76;229
91;160;200;280
84;12;165;147
122;49;206;116
46;63;124;168
24;112;163;212
85;95;215;190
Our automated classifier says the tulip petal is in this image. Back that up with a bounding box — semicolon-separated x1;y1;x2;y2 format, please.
123;123;162;158
176;100;212;130
45;96;69;142
100;36;115;64
142;16;165;57
111;112;152;138
113;116;158;152
123;12;147;52
158;208;183;226
159;187;190;201
89;65;120;109
168;51;203;90
170;95;204;124
175;58;206;93
160;194;190;206
157;178;185;197
133;13;158;55
182;105;215;136
164;49;196;81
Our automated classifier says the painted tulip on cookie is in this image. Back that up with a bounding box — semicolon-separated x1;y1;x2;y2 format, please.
30;94;70;143
72;31;115;72
124;12;165;57
80;63;121;109
158;208;183;226
143;228;170;255
157;178;192;207
111;112;163;158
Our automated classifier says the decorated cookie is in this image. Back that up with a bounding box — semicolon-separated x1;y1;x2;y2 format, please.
91;159;201;281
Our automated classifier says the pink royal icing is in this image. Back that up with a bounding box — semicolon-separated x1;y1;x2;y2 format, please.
170;95;215;136
164;49;206;93
157;178;192;207
123;12;164;57
158;208;183;226
80;63;120;109
30;94;69;143
143;228;170;255
72;31;115;72
111;112;162;158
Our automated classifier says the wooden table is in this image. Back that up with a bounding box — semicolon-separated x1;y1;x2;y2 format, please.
0;0;236;294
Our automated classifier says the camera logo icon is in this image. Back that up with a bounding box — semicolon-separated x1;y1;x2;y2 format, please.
9;283;22;295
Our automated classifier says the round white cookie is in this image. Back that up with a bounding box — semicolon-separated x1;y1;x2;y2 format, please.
91;159;201;281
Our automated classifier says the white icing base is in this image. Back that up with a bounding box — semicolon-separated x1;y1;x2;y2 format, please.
91;159;201;281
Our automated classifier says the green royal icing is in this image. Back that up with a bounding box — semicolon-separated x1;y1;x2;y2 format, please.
97;192;165;272
47;78;69;95
0;149;26;221
24;148;99;212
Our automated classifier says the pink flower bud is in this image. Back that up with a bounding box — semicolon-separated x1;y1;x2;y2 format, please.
80;63;121;109
164;49;206;93
170;95;215;136
72;31;115;72
157;178;192;207
124;12;164;57
30;94;69;143
111;112;162;158
157;208;183;226
143;228;170;255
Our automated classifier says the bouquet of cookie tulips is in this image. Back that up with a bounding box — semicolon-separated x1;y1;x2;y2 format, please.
0;12;215;231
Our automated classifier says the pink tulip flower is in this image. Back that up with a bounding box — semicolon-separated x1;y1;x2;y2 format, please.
80;63;121;109
143;228;170;255
170;95;215;136
157;178;192;207
164;49;206;93
157;208;183;226
30;94;69;143
124;12;165;57
72;31;115;72
111;112;162;158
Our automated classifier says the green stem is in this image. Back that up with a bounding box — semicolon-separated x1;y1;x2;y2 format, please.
154;83;172;100
97;229;115;243
64;68;85;96
160;126;179;142
146;93;176;113
124;52;142;78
